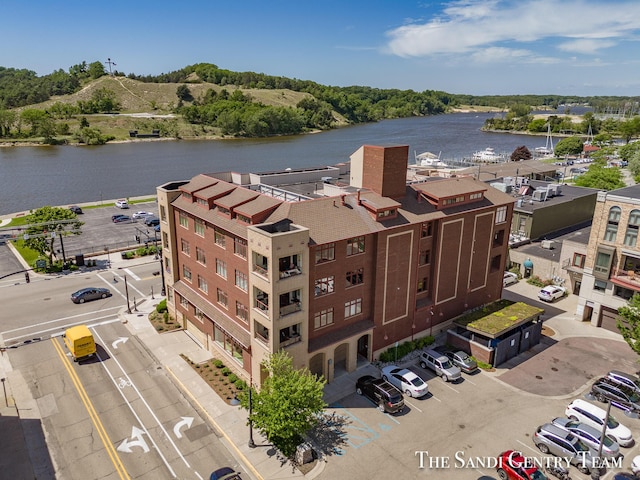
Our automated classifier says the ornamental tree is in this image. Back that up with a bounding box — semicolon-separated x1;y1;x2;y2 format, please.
240;351;326;457
618;293;640;355
510;145;532;162
23;206;83;265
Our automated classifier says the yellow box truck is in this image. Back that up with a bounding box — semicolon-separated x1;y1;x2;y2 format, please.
63;325;96;362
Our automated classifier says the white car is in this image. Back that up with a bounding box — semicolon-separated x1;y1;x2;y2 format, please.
381;366;428;398
132;210;154;219
115;199;129;209
538;285;566;302
503;272;518;286
565;399;633;447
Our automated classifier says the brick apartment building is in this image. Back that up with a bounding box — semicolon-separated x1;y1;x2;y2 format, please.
156;145;515;386
576;185;640;330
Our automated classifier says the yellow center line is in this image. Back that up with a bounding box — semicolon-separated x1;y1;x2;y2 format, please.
52;338;131;480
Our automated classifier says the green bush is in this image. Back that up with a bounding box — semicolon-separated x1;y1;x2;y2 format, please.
221;367;231;376
234;379;247;390
378;336;434;363
213;359;224;368
155;299;168;313
228;373;238;383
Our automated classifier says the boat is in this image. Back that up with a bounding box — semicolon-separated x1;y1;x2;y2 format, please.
534;124;554;157
414;150;450;168
471;147;505;163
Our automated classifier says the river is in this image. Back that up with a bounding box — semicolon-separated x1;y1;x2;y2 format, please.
0;111;569;215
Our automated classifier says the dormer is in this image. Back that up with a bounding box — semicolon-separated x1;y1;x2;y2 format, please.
413;177;487;210
354;190;401;222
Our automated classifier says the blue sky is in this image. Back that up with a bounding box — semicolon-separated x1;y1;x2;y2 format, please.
4;0;640;96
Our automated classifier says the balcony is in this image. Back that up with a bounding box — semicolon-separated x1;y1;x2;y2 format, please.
280;334;301;348
611;269;640;292
279;267;301;279
253;264;268;278
279;301;302;317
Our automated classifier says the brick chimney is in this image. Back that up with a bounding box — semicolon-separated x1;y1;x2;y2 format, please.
350;145;408;199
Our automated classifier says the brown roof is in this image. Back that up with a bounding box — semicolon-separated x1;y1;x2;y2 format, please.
180;174;218;194
413;176;486;199
215;188;260;209
234;195;282;216
195;182;235;200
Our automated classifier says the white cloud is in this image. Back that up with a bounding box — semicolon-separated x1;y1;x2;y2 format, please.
385;0;640;60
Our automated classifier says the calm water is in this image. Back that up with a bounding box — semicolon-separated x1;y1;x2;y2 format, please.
0;112;562;215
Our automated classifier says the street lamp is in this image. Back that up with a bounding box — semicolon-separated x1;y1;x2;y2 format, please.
159;254;166;296
248;378;256;448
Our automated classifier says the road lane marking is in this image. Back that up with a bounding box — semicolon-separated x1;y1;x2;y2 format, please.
123;269;140;281
4;315;119;343
51;338;131;480
1;308;120;334
91;328;188;477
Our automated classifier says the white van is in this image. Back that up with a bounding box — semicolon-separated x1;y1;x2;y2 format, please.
565;398;633;447
418;349;461;382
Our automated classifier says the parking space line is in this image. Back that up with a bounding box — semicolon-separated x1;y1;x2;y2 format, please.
441;382;460;393
429;394;441;402
516;439;538;455
404;399;423;413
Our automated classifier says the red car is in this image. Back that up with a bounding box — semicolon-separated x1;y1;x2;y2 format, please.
496;450;548;480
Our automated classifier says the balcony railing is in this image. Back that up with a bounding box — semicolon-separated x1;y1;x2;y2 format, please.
280;334;301;348
255;299;269;316
279;302;302;317
279;267;301;279
255;332;269;345
253;264;268;277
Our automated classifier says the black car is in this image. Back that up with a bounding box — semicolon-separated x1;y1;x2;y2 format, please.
209;467;241;480
68;205;83;214
355;375;404;414
591;377;640;414
113;215;131;223
145;216;160;226
71;287;112;304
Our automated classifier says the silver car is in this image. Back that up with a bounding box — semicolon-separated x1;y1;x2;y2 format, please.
533;423;596;474
607;370;640;395
551;417;622;459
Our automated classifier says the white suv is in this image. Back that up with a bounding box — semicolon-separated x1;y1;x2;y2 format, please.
115;199;129;209
565;398;633;447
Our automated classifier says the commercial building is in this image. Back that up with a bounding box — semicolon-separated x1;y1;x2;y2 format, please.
576;185;640;331
156;145;515;385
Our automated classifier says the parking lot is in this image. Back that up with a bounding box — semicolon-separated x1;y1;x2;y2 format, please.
309;285;640;480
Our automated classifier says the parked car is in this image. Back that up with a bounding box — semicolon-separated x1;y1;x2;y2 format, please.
434;346;478;374
381;366;428;398
632;455;640;475
418;349;462;382
607;370;640;395
590;377;640;414
355;375;404;414
115;199;129;209
495;450;548;480
145;216;160;226
551;417;622;459
613;473;639;480
209;467;241;480
503;272;518;287
132;210;154;219
112;215;131;223
154;224;161;232
71;287;112;304
68;205;83;214
537;285;566;302
565;399;633;447
532;423;595;474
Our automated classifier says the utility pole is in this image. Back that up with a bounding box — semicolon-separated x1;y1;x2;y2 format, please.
105;58;116;76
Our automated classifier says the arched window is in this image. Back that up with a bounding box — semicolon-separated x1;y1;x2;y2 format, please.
604;206;621;242
624;209;640;247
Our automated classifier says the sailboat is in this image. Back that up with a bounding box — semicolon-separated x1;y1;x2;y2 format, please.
535;124;554;157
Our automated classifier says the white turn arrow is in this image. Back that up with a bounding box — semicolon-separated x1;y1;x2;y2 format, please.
173;416;194;439
112;337;129;349
117;426;149;453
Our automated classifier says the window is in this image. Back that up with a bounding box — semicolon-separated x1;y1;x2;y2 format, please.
315;243;335;263
624;209;640;247
572;253;586;268
419;250;430;265
315;276;334;296
346;269;364;287
179;212;189;228
234;237;247;258
421;222;433;237
594;280;607;292
216;259;227;279
314;308;334;330
182;265;192;282
235;270;248;291
181;239;190;255
236;301;248;322
160;205;166;221
344;299;362;318
490;254;501;272
470;192;483;200
443;196;465;206
594;250;613;277
378;209;395;219
237;213;251;224
196;247;206;265
195;307;204;320
195;219;205;236
179;296;189;308
417;277;428;293
214;229;226;248
162;231;169;249
604;206;621;242
493;230;505;247
196;197;207;207
495;206;507;224
198;275;208;293
217;288;228;307
346;236;365;256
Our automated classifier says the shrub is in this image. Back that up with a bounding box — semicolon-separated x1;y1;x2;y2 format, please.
156;299;168;313
234;379;247;390
416;335;435;349
213;359;224;368
221;367;231;376
228;373;238;383
476;360;493;370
